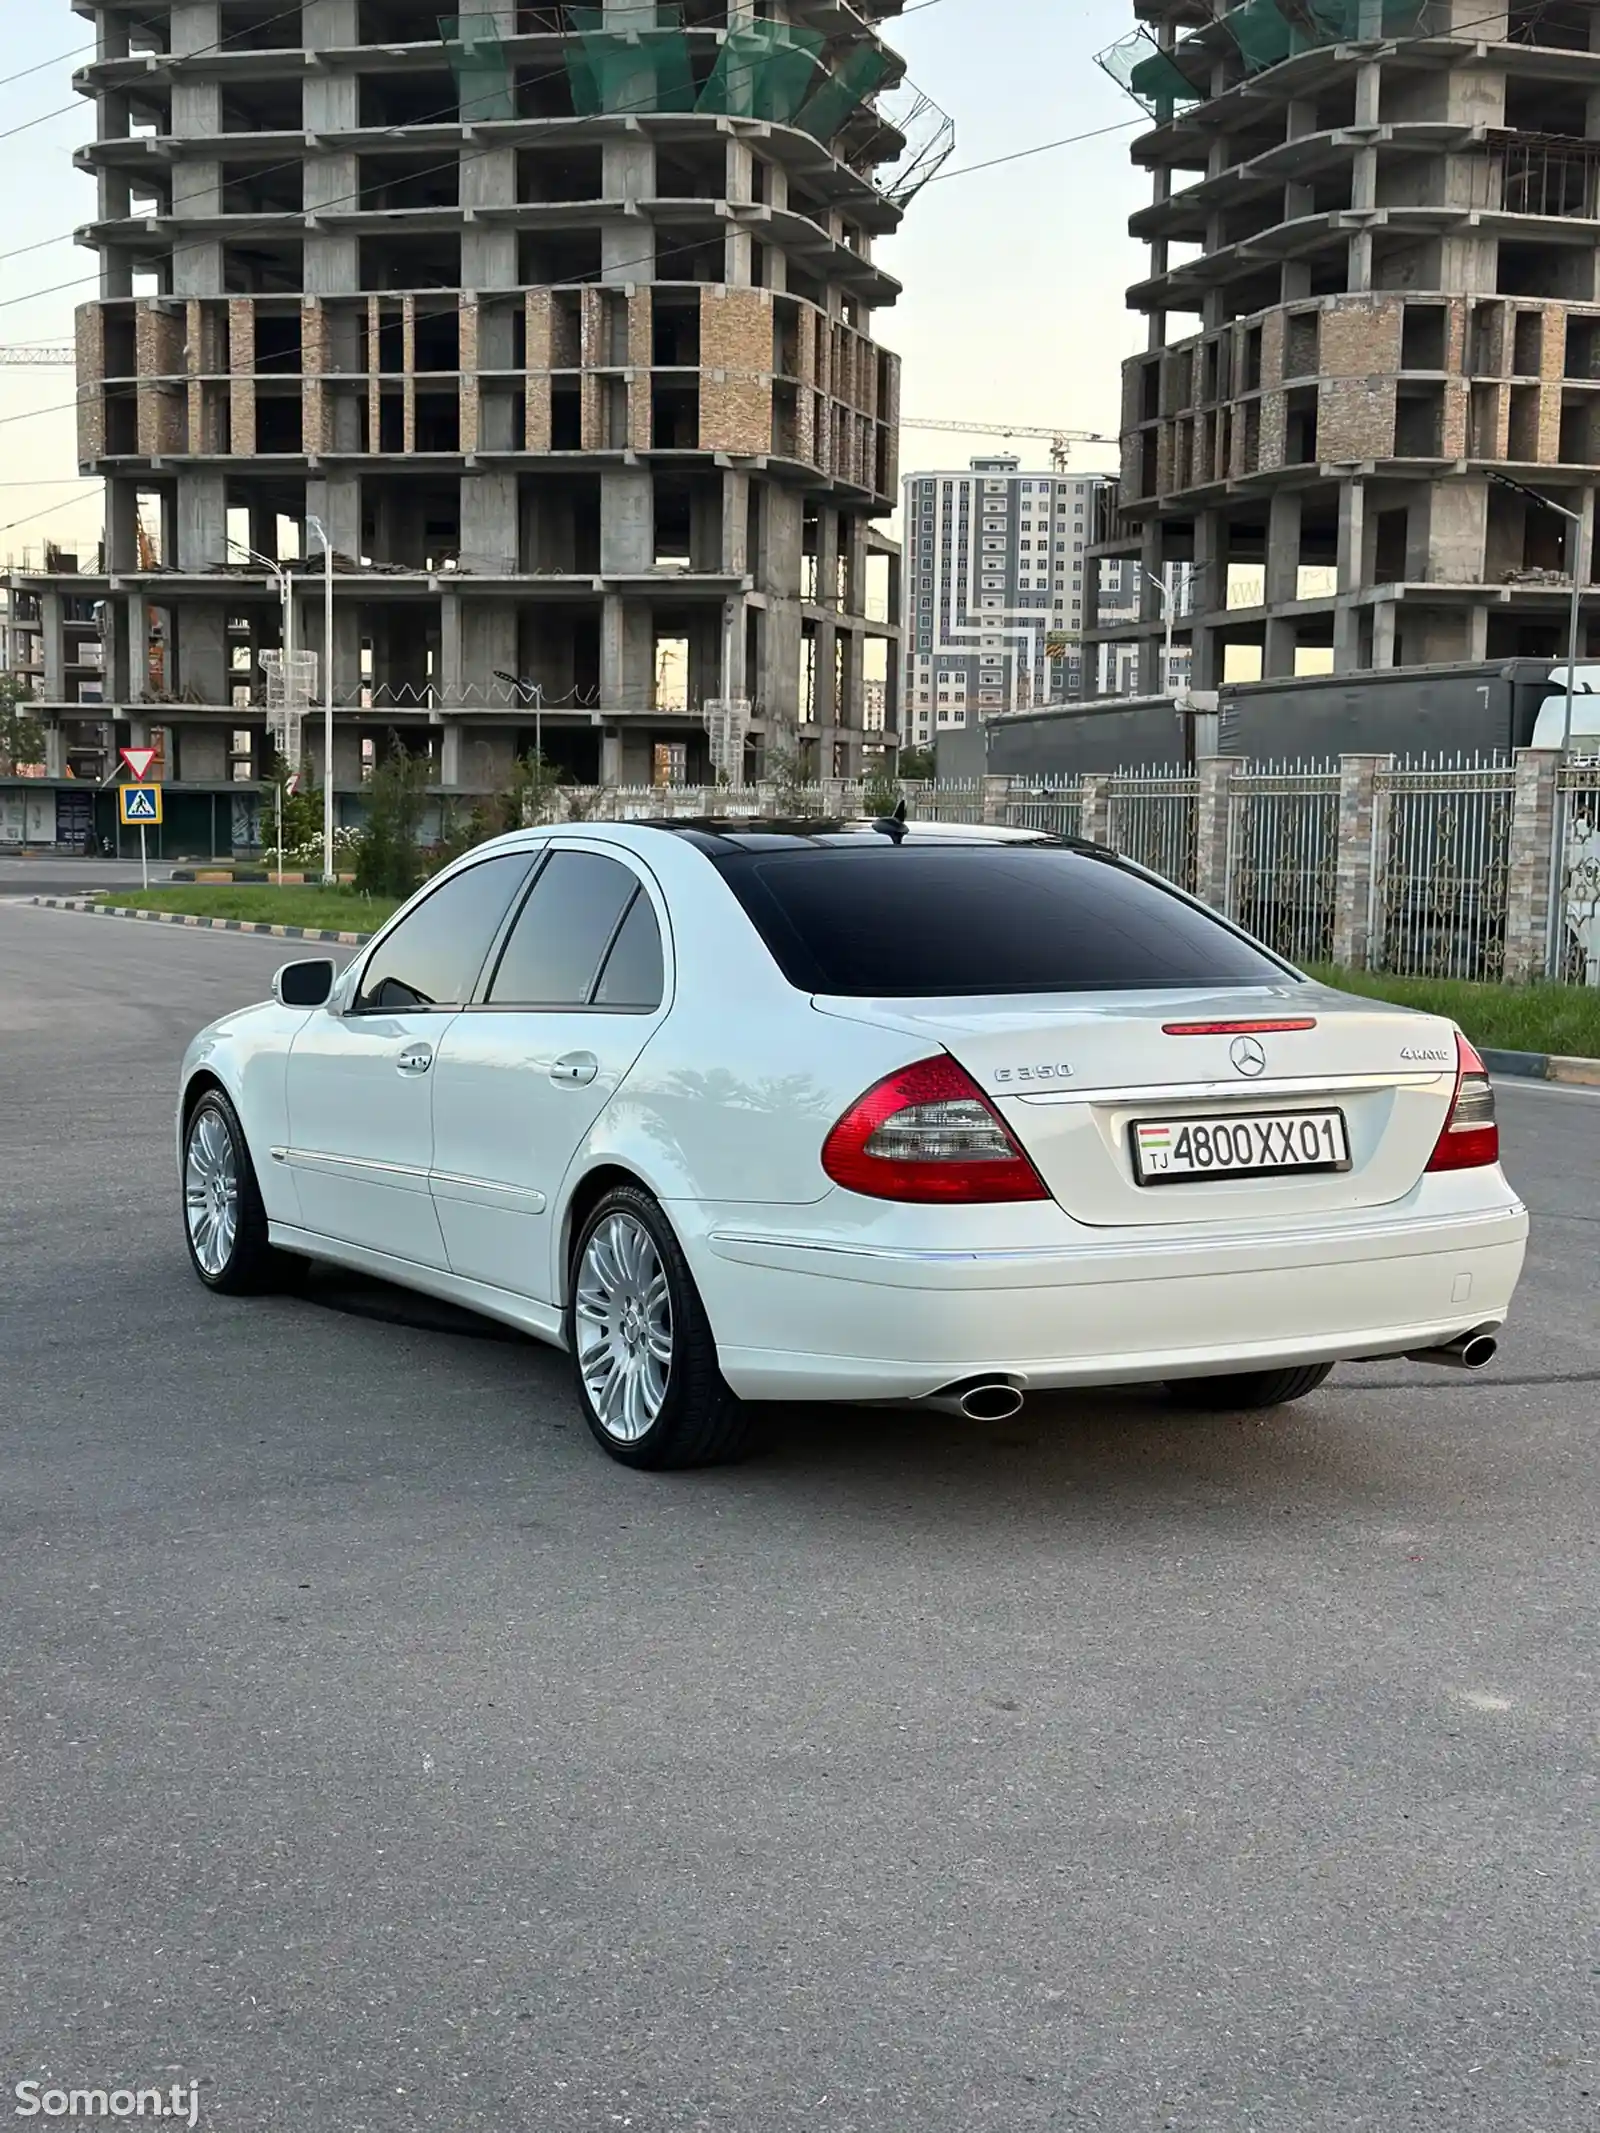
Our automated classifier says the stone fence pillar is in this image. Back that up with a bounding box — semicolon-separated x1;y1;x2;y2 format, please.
1194;755;1235;912
1504;749;1559;983
1331;752;1393;970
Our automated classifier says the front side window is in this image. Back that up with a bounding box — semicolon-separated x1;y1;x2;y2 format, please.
355;853;533;1012
486;850;662;1010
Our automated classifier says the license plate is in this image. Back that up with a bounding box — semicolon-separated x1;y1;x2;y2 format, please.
1132;1109;1351;1185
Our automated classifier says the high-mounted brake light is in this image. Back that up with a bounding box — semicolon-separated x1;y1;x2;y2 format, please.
1426;1033;1500;1172
822;1055;1048;1204
1161;1018;1318;1036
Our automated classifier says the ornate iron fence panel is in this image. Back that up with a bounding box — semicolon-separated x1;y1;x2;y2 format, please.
1105;770;1199;890
903;779;985;824
1372;764;1516;981
1003;775;1087;839
1226;766;1341;966
1555;760;1600;986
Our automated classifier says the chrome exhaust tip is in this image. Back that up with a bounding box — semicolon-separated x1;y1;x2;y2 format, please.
1405;1327;1500;1371
925;1378;1026;1422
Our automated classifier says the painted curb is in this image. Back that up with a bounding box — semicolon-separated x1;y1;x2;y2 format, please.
1482;1045;1600;1088
27;897;373;947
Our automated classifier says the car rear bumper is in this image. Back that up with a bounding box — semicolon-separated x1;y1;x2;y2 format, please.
682;1196;1529;1404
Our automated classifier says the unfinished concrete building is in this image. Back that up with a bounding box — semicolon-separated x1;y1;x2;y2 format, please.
31;0;938;841
1090;0;1600;691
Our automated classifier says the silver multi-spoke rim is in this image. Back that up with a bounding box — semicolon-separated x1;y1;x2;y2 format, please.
184;1107;239;1278
575;1213;673;1442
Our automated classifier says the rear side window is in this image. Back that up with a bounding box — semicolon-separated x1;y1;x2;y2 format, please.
486;850;650;1007
717;845;1287;996
355;854;532;1011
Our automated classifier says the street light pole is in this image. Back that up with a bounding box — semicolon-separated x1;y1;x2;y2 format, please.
307;515;335;886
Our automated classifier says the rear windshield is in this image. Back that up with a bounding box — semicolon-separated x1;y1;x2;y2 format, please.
717;843;1289;997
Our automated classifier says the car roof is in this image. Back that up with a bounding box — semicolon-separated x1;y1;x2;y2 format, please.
627;818;1056;853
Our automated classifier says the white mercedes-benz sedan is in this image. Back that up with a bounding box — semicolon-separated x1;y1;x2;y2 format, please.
177;818;1527;1469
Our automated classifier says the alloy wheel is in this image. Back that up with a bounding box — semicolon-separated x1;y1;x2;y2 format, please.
185;1107;240;1278
575;1212;674;1442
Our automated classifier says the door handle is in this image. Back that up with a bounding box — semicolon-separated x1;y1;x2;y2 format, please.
551;1051;599;1088
397;1043;434;1076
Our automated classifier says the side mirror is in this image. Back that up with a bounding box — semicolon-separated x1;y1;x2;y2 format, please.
272;958;336;1008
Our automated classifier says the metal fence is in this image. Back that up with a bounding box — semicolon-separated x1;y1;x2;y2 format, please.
1226;764;1341;968
1555;761;1600;986
427;755;1599;988
903;779;984;824
1106;769;1199;892
1001;775;1086;840
1370;763;1516;983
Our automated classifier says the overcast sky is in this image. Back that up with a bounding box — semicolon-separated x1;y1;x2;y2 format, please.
0;0;1149;561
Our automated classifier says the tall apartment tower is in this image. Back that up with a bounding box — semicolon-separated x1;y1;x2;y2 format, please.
53;0;931;823
1094;0;1600;692
901;458;1113;747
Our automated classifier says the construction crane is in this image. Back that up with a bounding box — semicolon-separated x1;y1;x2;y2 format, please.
901;417;1115;472
0;344;74;366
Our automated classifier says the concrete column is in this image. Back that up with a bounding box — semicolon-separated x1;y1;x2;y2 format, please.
1194;754;1235;913
40;593;65;703
44;720;68;779
1331;753;1394;971
304;0;360;293
462;148;519;291
176;470;228;571
1333;477;1367;673
1372;600;1398;668
1504;748;1560;982
462;471;519;575
440;591;464;707
128;593;151;701
1263;489;1302;677
439;721;464;790
1079;775;1110;847
601;466;654;573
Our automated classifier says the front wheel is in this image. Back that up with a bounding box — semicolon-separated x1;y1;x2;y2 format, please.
567;1185;757;1470
1163;1362;1335;1412
182;1088;293;1295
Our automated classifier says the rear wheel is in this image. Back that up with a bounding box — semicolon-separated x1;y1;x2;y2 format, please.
1163;1363;1335;1412
182;1088;293;1295
568;1185;758;1470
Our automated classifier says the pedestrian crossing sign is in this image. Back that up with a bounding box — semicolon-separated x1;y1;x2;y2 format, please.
120;783;163;826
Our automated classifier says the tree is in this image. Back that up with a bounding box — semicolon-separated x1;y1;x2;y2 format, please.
352;738;430;899
0;678;46;776
263;751;321;860
897;746;936;781
862;764;902;819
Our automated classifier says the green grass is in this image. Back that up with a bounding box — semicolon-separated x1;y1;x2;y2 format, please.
93;885;401;933
1308;965;1600;1059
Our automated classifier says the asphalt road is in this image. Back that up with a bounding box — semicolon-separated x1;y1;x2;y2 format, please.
1;900;1595;2133
0;853;177;897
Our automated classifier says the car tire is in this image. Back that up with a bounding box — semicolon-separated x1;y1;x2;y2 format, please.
567;1183;758;1471
1163;1362;1335;1412
181;1087;292;1296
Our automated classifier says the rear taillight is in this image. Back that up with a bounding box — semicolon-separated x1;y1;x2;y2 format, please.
822;1055;1048;1204
1426;1033;1500;1172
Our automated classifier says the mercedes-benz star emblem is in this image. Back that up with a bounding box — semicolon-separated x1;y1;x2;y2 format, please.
1229;1035;1268;1078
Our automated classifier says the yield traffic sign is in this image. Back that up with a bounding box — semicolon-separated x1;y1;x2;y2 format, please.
120;746;159;781
120;784;162;825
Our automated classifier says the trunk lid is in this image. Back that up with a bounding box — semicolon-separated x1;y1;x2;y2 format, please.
814;983;1461;1227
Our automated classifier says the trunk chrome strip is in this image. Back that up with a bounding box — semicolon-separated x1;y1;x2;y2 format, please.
1010;1070;1450;1107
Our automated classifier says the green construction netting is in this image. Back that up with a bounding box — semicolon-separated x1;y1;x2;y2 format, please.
565;5;697;118
440;13;515;122
698;20;824;122
1299;0;1430;36
795;44;893;145
1223;0;1298;72
1096;28;1203;116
